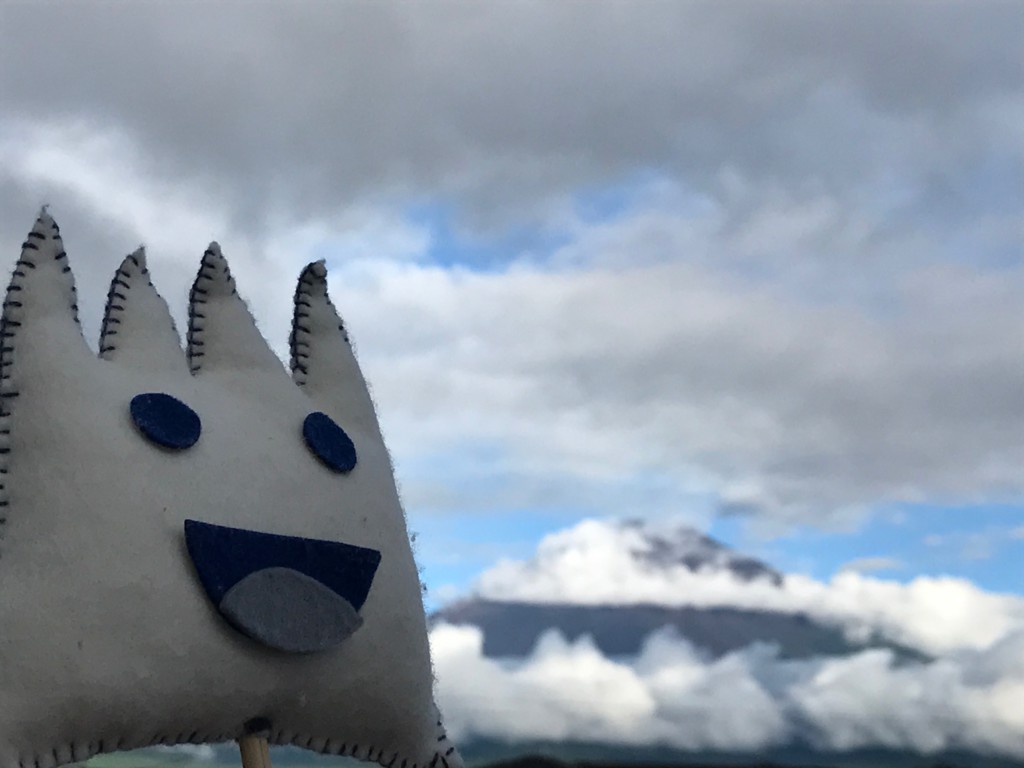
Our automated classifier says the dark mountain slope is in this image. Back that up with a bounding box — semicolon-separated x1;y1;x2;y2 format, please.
431;599;923;660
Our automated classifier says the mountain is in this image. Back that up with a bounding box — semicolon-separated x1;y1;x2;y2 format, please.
431;599;919;660
618;519;784;586
431;522;922;661
427;520;1023;766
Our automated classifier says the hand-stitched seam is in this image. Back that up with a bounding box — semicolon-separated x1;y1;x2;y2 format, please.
0;212;78;541
99;254;138;361
289;263;318;387
187;246;242;374
187;249;216;373
290;261;352;388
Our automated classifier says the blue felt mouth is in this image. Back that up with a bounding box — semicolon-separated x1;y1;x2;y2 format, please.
184;519;381;653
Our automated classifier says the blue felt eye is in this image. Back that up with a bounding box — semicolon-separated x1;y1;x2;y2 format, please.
303;412;357;473
130;392;202;450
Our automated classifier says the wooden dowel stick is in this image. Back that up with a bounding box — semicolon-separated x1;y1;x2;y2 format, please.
238;733;272;768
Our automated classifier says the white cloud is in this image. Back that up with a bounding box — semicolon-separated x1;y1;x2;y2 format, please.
431;623;1024;759
787;633;1024;756
431;624;787;751
838;556;904;575
471;519;1024;656
340;235;1023;526
922;526;1024;564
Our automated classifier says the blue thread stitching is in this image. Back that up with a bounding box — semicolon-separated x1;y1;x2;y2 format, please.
99;254;138;360
289;262;351;387
187;247;242;373
0;216;83;543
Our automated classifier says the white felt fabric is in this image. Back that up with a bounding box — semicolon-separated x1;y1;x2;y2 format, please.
0;213;461;768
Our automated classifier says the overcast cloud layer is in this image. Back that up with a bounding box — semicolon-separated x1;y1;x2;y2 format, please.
2;3;1021;221
0;3;1021;529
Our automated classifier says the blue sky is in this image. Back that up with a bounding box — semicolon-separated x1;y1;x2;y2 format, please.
0;1;1020;629
711;503;1024;591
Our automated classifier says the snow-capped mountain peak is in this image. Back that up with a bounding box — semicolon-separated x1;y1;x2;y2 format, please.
620;518;783;585
473;518;784;607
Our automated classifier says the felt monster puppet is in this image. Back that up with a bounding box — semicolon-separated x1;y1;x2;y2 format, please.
0;212;461;768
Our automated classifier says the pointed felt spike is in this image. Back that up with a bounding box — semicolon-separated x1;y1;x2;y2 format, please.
186;243;283;376
4;209;80;325
290;261;383;439
0;210;90;411
98;248;188;373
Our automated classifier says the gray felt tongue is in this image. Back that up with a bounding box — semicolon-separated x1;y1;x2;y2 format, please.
219;567;364;653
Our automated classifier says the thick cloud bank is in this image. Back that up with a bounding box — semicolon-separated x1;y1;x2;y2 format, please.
1;3;1019;223
433;519;1024;758
431;624;1024;759
351;244;1022;529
